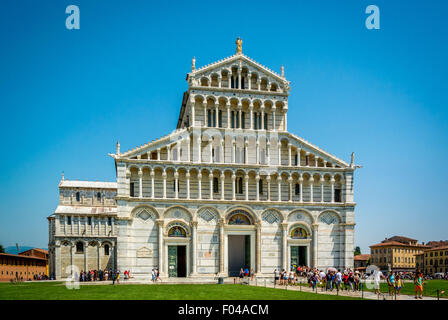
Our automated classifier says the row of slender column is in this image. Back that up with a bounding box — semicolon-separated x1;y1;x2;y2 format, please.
199;102;285;131
144;139;330;168
61;216;115;236
134;169;342;203
201;72;279;92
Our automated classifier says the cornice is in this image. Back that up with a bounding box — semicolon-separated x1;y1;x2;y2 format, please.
118;158;350;172
114;196;357;208
190;87;289;97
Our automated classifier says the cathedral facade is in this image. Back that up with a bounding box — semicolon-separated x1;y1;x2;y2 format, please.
48;40;357;280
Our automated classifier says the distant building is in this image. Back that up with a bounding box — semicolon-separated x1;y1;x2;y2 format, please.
370;236;428;272
354;254;370;272
425;240;448;248
415;246;448;275
0;248;48;282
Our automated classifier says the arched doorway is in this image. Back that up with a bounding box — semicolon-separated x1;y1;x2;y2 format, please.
225;209;254;277
288;225;311;271
167;224;188;277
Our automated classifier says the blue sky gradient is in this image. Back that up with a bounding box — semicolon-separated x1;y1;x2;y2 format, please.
0;0;447;253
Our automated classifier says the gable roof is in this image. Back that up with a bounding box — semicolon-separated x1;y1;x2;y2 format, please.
190;53;289;85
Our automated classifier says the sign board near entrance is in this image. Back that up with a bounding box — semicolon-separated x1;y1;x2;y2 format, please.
137;247;153;258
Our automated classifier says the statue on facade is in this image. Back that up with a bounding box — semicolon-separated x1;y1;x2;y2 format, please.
191;56;196;72
350;152;355;167
236;37;243;54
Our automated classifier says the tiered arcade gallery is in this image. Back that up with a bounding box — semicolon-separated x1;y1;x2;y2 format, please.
49;40;357;280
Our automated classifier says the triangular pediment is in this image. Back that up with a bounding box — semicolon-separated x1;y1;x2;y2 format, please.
189;54;289;89
111;127;189;160
284;132;350;168
111;127;350;168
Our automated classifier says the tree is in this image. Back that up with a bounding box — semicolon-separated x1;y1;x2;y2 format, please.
354;246;361;256
0;244;4;253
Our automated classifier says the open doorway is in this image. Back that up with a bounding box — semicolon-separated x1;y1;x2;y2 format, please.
290;246;307;271
228;235;250;276
168;245;186;277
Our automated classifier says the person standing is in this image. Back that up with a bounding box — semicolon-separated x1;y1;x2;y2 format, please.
239;268;244;283
388;272;395;296
395;274;403;296
414;270;423;299
151;269;156;282
274;269;279;285
335;270;342;291
319;270;326;290
373;269;384;295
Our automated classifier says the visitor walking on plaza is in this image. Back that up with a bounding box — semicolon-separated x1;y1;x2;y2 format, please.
151;269;156;282
374;269;385;295
250;268;255;281
414;270;423;299
335;270;342;291
155;268;162;282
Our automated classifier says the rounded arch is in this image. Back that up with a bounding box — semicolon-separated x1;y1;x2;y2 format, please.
163;205;193;222
193;94;206;103
101;240;114;247
88;240;99;247
287;209;314;225
225;205;259;225
61;240;72;247
166;220;190;237
318;209;342;224
288;223;311;239
130;204;159;220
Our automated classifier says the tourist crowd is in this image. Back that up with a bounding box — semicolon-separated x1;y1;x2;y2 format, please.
76;269;132;284
273;266;365;292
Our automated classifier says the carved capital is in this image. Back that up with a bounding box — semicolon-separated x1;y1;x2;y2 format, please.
280;222;289;231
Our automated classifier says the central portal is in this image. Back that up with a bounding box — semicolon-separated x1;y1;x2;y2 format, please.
168;245;186;277
290;246;307;270
228;235;250;276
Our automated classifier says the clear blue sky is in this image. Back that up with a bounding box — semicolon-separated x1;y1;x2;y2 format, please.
0;0;447;253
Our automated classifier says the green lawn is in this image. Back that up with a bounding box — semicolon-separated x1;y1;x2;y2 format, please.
363;280;448;298
0;282;363;300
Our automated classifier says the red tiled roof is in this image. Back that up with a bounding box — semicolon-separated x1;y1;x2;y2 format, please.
19;248;48;255
384;236;417;243
370;241;429;248
423;245;448;252
354;254;370;261
0;253;47;261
